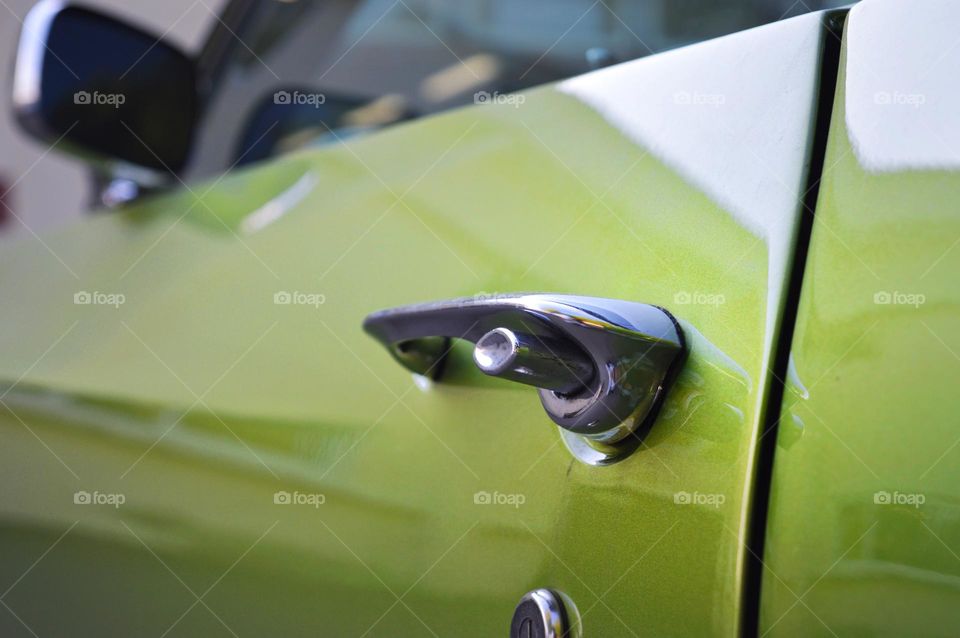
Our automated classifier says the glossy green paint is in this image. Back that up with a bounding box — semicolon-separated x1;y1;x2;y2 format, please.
0;15;830;636
760;16;960;637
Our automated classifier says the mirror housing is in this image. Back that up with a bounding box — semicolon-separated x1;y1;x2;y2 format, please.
12;0;198;176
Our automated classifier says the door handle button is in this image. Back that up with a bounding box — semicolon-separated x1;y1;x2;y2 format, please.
473;327;595;394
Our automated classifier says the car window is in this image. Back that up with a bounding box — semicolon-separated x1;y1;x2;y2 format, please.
186;0;848;176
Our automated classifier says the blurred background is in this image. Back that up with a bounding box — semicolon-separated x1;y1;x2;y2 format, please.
0;0;846;237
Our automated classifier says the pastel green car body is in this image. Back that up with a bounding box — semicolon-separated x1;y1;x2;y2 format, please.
0;93;774;636
760;7;960;636
0;25;829;634
7;3;956;636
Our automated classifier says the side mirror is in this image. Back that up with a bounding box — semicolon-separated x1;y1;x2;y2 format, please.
12;0;198;176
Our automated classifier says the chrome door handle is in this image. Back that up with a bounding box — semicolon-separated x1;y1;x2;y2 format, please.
363;294;685;464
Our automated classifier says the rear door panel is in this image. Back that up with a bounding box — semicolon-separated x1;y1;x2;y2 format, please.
761;1;960;635
0;12;831;636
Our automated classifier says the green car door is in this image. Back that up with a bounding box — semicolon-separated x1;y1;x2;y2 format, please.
0;9;840;637
761;1;960;635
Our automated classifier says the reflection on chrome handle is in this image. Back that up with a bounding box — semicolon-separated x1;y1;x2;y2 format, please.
362;294;685;464
472;326;595;394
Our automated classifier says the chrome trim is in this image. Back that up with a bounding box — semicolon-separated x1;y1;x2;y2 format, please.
12;0;63;115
